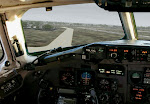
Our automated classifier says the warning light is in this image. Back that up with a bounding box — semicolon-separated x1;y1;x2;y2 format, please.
109;49;117;52
114;49;117;52
139;89;144;92
109;49;114;52
142;51;147;54
124;50;129;53
133;88;138;91
135;97;142;100
136;94;142;97
106;71;110;74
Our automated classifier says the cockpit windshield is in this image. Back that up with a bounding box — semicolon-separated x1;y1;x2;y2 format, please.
22;3;124;53
134;13;150;40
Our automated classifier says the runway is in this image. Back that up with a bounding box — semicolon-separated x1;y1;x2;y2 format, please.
28;27;74;53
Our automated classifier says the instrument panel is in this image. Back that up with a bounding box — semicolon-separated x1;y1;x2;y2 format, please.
81;41;150;104
33;41;150;104
58;65;125;104
82;44;150;62
2;40;150;104
57;40;150;104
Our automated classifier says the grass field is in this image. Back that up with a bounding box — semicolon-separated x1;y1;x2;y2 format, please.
22;21;150;51
23;22;124;47
24;28;65;47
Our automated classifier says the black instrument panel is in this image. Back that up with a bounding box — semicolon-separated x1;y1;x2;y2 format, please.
4;40;150;104
45;41;150;104
82;44;150;62
80;41;150;104
58;65;126;104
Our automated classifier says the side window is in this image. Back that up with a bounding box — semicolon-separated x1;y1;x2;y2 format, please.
134;13;150;40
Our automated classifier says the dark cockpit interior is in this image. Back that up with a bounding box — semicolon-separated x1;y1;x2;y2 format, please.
1;40;150;104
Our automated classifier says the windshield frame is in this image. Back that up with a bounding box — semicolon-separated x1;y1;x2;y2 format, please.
0;41;4;61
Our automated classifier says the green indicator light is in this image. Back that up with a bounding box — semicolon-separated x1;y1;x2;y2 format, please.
99;49;104;52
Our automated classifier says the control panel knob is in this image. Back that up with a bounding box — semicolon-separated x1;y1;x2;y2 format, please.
99;93;109;102
111;53;117;58
5;61;10;67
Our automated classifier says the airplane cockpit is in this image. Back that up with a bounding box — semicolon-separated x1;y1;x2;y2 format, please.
0;0;150;104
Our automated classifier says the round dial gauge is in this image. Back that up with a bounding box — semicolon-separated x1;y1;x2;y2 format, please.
99;79;110;90
130;72;141;84
132;72;140;78
60;72;74;86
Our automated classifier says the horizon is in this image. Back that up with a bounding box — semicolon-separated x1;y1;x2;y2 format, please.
22;3;150;27
22;20;150;28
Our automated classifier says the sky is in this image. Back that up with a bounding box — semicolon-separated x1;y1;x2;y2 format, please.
22;3;150;27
